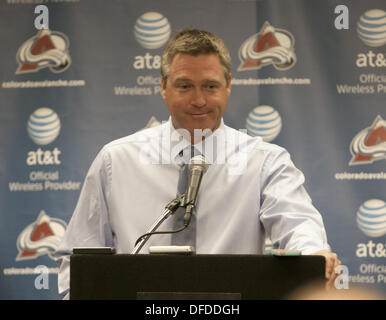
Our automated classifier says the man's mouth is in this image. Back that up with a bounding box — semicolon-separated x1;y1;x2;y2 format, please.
189;111;210;118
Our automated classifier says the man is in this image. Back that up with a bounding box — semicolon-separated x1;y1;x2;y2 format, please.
55;28;340;299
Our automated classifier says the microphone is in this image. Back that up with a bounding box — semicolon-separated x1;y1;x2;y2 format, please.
183;155;209;226
131;155;208;254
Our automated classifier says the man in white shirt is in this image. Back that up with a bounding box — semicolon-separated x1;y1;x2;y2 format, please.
55;28;340;299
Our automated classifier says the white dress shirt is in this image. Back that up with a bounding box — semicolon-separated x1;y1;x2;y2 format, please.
54;118;330;299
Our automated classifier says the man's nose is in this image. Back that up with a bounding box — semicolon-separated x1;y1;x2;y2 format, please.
191;89;206;107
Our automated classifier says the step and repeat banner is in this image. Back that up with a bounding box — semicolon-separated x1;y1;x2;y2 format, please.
0;0;385;299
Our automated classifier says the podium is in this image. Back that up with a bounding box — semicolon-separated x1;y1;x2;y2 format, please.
70;253;325;299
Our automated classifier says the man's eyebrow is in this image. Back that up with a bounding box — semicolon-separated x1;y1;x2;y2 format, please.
173;77;193;83
172;77;223;84
203;79;222;84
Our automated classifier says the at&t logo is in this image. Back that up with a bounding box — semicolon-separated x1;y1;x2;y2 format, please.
356;9;386;68
132;12;171;70
246;105;282;142
26;108;62;166
357;199;386;238
27;107;60;145
355;199;386;259
357;9;386;47
134;12;171;49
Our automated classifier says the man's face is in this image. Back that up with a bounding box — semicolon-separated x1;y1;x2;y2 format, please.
161;53;231;140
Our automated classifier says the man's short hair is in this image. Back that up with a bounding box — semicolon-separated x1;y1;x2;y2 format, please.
161;28;232;85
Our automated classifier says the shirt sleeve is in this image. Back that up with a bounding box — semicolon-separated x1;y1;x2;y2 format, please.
259;145;331;255
53;147;114;299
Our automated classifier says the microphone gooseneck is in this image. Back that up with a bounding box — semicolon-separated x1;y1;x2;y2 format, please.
132;155;208;254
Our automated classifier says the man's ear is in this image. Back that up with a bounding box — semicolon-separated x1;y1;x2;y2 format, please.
226;73;232;96
161;77;167;100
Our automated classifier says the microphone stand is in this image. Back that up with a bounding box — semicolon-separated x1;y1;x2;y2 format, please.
131;155;208;255
131;194;186;254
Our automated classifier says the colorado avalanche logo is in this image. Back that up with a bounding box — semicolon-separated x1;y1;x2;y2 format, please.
16;29;71;74
349;115;386;166
16;210;67;261
238;21;296;71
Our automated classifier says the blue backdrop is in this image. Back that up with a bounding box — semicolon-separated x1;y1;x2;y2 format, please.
0;0;385;299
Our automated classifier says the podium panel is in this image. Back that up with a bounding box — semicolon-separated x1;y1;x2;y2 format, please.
70;254;325;300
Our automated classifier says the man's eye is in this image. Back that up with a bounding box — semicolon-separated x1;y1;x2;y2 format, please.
176;84;191;90
205;84;220;90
